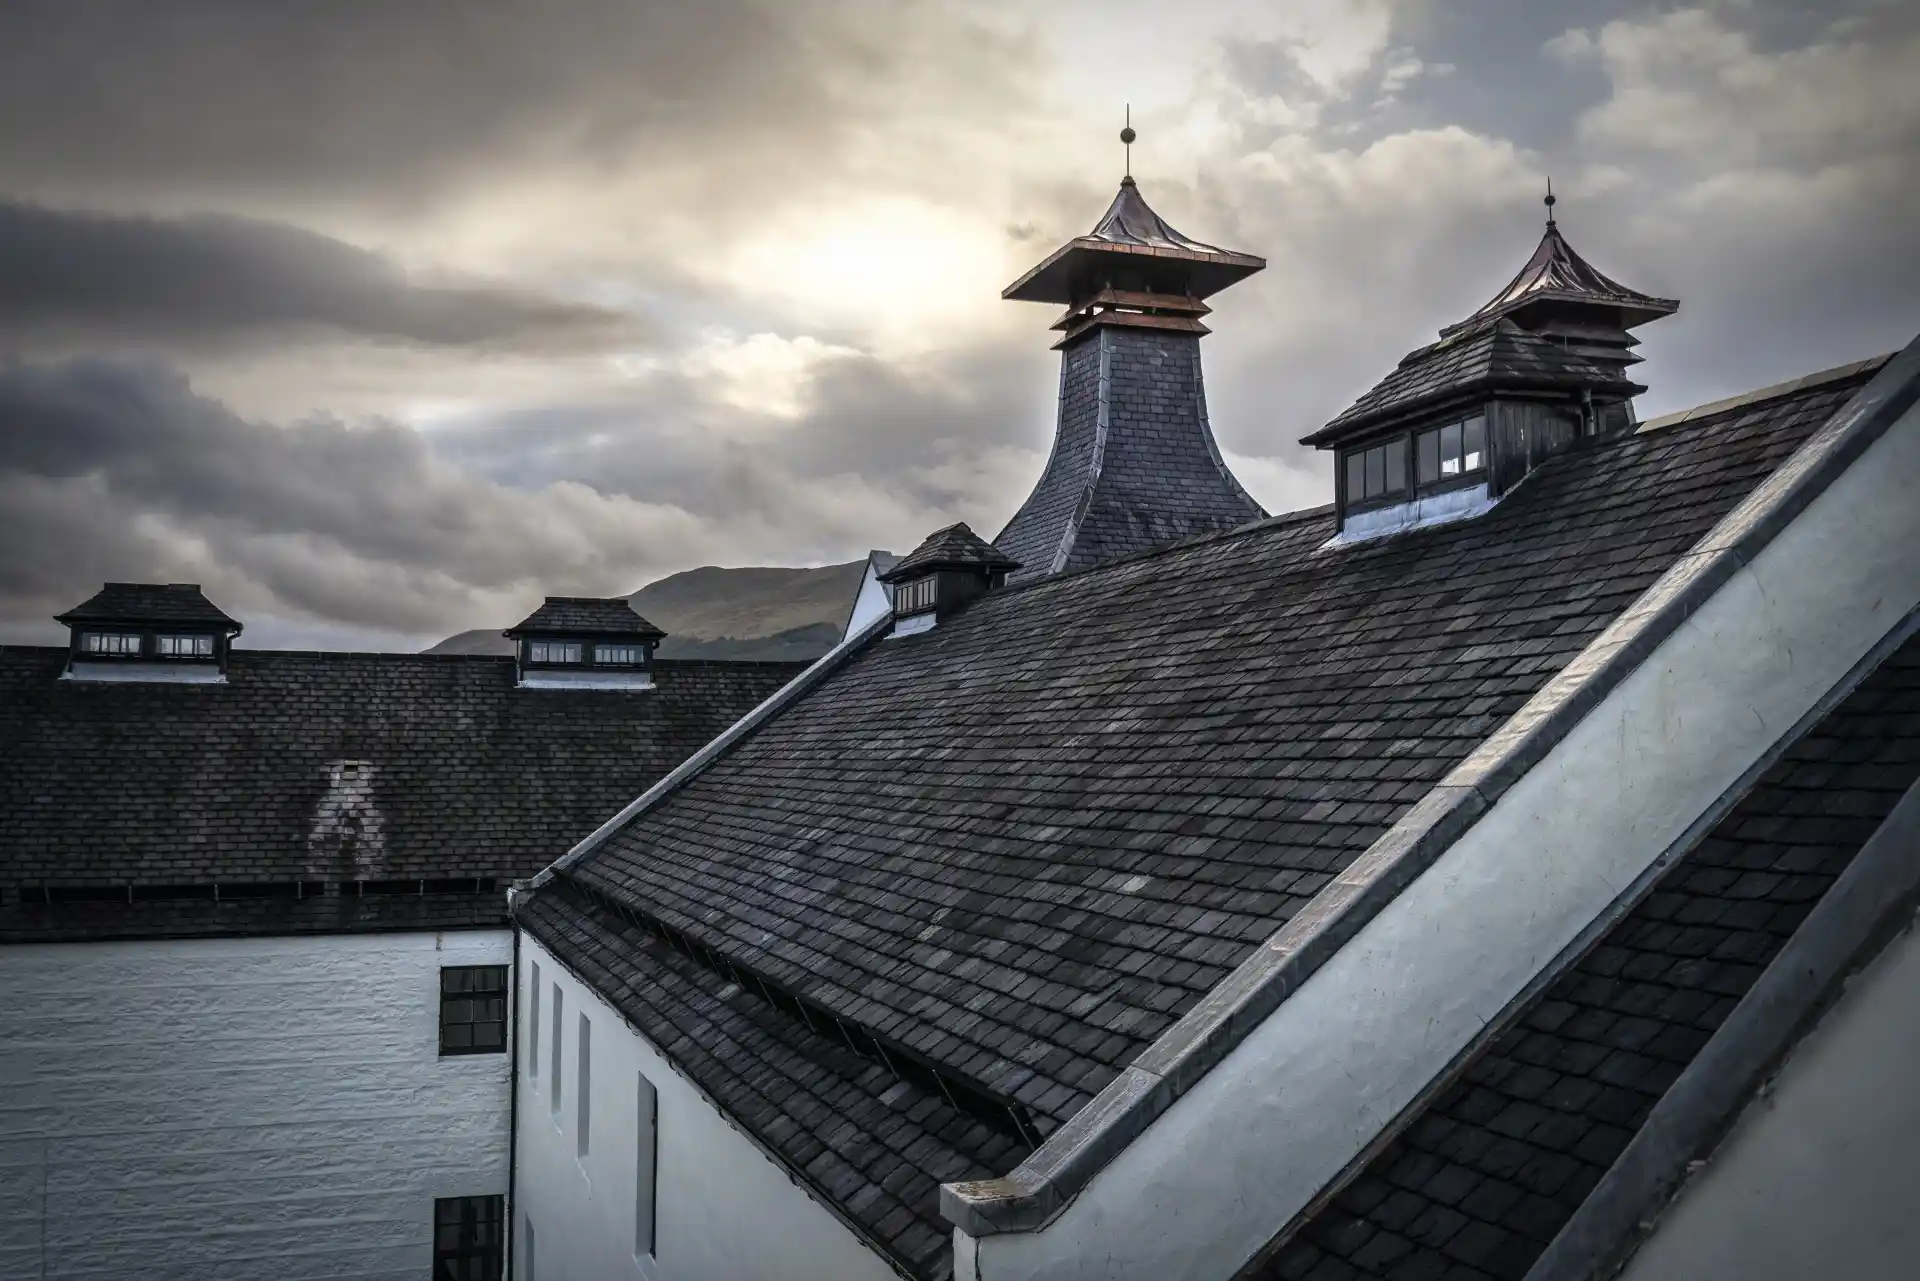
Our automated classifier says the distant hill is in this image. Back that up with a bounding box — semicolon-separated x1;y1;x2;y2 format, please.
424;560;869;662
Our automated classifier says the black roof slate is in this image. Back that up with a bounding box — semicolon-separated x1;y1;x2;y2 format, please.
55;582;241;632
0;651;803;942
505;596;667;638
1250;626;1920;1281
1307;321;1633;443
521;359;1884;1277
1445;221;1679;338
880;524;1021;582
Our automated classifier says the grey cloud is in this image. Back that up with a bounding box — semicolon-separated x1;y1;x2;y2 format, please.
0;202;644;352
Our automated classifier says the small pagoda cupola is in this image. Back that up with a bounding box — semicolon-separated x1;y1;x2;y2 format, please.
994;117;1267;581
56;583;241;683
1304;186;1680;539
879;523;1020;637
504;597;666;690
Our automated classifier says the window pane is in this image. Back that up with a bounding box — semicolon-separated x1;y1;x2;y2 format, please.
1364;446;1385;498
1462;416;1486;473
1417;430;1440;485
1440;421;1463;476
1345;451;1364;502
1384;436;1407;494
529;642;548;663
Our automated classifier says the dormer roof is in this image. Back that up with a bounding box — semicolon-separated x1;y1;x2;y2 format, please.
1443;219;1678;337
504;597;666;640
55;583;241;634
878;523;1021;583
1002;178;1265;305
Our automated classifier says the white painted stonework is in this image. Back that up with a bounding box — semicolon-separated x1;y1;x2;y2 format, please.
515;931;895;1281
1619;918;1920;1281
960;389;1920;1279
0;930;511;1280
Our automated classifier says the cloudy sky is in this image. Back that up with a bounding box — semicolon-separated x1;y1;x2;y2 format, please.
1;0;1914;649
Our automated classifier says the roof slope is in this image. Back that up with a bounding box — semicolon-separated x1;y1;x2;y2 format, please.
882;523;1021;581
1445;222;1678;337
519;360;1884;1275
1251;626;1920;1281
55;582;240;631
0;652;803;941
506;597;666;638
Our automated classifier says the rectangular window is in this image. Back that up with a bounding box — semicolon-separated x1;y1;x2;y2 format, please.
636;1071;659;1260
1415;417;1488;488
893;575;937;615
1462;415;1486;473
1440;421;1463;476
577;1014;592;1158
439;965;508;1055
593;644;644;665
1417;428;1441;485
83;632;143;656
550;985;564;1116
432;1194;503;1281
529;962;541;1078
528;641;583;665
154;634;213;657
1342;437;1411;506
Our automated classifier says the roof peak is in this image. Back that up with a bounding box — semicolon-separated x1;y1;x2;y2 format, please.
1443;200;1678;337
1003;176;1264;305
880;522;1021;582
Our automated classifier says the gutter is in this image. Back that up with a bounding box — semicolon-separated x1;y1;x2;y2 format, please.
942;333;1920;1237
518;608;895;893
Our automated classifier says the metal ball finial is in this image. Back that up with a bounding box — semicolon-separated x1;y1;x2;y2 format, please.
1120;125;1136;145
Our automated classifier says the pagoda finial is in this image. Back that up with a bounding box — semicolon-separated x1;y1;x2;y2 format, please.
1120;104;1135;183
1544;176;1557;230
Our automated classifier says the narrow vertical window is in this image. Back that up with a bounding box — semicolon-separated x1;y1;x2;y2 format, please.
1344;451;1364;502
1440;421;1464;476
636;1071;659;1260
529;962;542;1078
1462;415;1486;473
1417;428;1441;485
577;1014;592;1158
1383;435;1408;493
550;985;564;1117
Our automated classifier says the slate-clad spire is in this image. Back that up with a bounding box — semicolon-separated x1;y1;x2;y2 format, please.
996;162;1266;582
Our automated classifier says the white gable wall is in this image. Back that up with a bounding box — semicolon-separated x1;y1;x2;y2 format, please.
958;378;1920;1279
514;930;895;1281
1617;917;1920;1281
0;929;511;1280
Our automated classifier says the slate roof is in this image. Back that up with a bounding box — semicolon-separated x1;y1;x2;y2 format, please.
516;357;1887;1278
1250;626;1920;1281
880;524;1021;582
1307;321;1635;443
55;582;241;632
1444;221;1679;338
505;596;667;638
0;651;804;942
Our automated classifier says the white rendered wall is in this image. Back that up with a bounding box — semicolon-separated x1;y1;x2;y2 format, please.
515;931;895;1281
1619;919;1920;1281
960;392;1920;1279
0;929;511;1280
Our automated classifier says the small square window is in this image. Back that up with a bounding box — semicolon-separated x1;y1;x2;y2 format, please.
433;1194;504;1281
440;966;508;1055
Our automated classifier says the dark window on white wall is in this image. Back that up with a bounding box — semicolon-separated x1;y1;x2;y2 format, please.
433;1195;503;1280
636;1071;659;1260
550;985;564;1116
894;575;937;615
529;962;542;1077
1344;436;1409;505
440;966;508;1055
577;1013;592;1158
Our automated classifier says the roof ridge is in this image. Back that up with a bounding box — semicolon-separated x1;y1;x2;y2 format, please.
1638;352;1897;433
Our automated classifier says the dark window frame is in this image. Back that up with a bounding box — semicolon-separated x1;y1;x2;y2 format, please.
433;1193;504;1281
439;965;508;1057
1414;413;1488;488
893;574;938;616
1341;434;1411;512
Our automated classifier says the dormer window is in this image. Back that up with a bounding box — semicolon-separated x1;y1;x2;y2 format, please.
55;584;241;683
893;575;938;616
1344;438;1408;508
879;523;1022;637
82;632;144;657
1416;415;1486;485
504;597;667;690
528;641;584;665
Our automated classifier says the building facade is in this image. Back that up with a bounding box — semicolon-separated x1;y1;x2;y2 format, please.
0;592;806;1281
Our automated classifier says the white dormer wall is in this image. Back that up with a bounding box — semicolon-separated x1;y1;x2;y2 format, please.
841;552;899;643
513;930;893;1281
